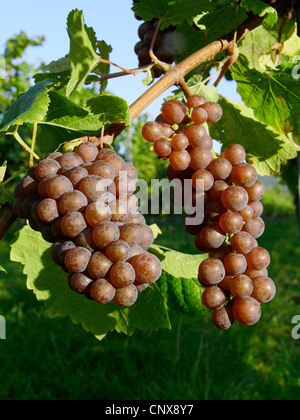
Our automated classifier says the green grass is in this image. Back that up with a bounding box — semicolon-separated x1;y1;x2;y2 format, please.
0;216;300;400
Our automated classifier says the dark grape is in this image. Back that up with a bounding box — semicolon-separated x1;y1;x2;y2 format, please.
61;211;87;239
198;258;225;286
87;251;114;279
232;297;261;326
92;221;120;249
114;284;138;307
202;286;226;310
75;142;99;162
130;252;162;284
58;190;88;215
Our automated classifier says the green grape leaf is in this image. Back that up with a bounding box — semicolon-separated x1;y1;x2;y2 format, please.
86;95;131;126
41;91;102;133
0;79;55;134
239;21;298;71
151;245;207;280
158;272;206;317
10;225;171;341
132;0;216;31
230;55;300;146
66;10;100;96
209;96;298;176
240;0;277;27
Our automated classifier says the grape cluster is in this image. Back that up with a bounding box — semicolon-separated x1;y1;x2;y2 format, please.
134;18;177;77
12;144;162;308
142;95;276;330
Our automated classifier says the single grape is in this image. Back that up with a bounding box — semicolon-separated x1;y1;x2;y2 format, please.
92;221;120;249
192;169;214;192
208;157;232;181
106;239;130;262
191;107;208;125
35;159;61;181
119;223;143;247
224;144;246;165
110;262;136;288
130;252;162;284
161;100;188;125
232;297;262;326
58;190;88;215
184;125;208;148
56;152;84;168
239;205;254;223
88;160;116;180
243;217;265;239
79;175;106;203
246;181;265;202
248;201;264;218
200;102;223;123
142;121;163;142
198;258;226;286
20;173;39;197
244;267;269;280
61;211;87;239
169;150;191;171
221;186;249;212
90;279;116;304
37;198;59;223
68;273;93;295
186;95;206;109
230;231;256;254
64;247;91;273
224;252;248;276
138;224;155;250
251;277;276;303
219;211;244;235
154;139;172;157
171;134;189;151
231;163;257;188
75;142;98;162
87;251;114;279
200;223;226;249
46;175;74;200
246;247;271;270
67;166;89;189
202;286;226;311
190;147;213;171
212;305;235;330
230;274;254;299
85;201;112;227
114;284;138;307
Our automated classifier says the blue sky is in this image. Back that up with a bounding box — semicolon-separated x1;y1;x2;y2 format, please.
1;0;241;119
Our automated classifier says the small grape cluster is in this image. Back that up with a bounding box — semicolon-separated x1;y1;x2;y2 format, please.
142;95;276;330
134;18;177;77
12;144;162;308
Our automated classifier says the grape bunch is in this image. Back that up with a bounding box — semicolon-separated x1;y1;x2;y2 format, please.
142;95;276;330
12;144;162;308
134;18;177;77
